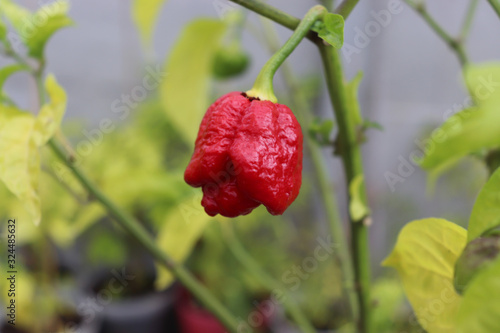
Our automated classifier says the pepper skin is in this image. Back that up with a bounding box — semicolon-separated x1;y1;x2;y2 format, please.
184;92;303;217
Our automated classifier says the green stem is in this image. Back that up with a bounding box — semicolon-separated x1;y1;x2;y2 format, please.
246;5;326;102
30;67;243;333
222;223;316;333
229;1;371;331
228;0;303;32
404;0;469;66
47;139;242;332
321;0;335;11
259;17;357;325
319;45;371;333
335;0;360;18
487;0;500;19
460;0;479;40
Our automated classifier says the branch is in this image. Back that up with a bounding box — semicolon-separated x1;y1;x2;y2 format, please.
335;0;360;18
318;44;372;333
487;0;500;19
259;17;357;323
228;1;371;331
222;223;316;333
47;139;242;332
27;55;243;332
460;0;479;40
404;0;469;66
228;0;320;42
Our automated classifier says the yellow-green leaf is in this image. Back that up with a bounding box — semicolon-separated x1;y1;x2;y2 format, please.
0;0;31;35
160;19;227;144
0;106;41;224
132;0;168;48
383;218;467;333
457;257;500;333
465;62;500;107
349;174;369;221
155;195;213;289
0;64;28;92
468;168;500;241
25;1;73;58
420;105;500;171
420;63;500;172
0;19;7;41
33;74;67;145
0;75;65;225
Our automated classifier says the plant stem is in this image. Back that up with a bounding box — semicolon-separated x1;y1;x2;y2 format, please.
246;5;326;102
460;0;479;40
222;222;316;333
228;0;302;31
47;139;242;332
487;0;500;19
29;67;243;333
321;0;335;11
259;17;358;325
404;0;469;66
229;0;370;331
319;45;371;333
335;0;360;18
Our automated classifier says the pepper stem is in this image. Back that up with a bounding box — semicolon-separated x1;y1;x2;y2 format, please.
246;5;326;103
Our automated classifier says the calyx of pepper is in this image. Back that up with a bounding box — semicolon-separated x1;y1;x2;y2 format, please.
454;233;500;294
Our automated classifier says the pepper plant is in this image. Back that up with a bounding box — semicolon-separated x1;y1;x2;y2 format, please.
2;0;500;333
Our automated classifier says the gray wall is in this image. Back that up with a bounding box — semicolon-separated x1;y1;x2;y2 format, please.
3;0;499;273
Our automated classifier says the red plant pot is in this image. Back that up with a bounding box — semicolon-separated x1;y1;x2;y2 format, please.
175;288;227;333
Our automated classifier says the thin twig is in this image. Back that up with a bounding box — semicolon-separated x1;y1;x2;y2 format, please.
228;1;371;332
47;139;242;332
487;0;500;19
3;37;246;332
404;0;469;66
460;0;479;41
41;165;89;205
335;0;359;18
222;222;316;333
259;17;358;326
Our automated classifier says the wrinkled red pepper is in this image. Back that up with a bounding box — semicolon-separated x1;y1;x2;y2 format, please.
184;92;303;217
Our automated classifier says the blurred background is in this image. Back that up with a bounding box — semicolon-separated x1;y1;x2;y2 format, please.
1;0;499;332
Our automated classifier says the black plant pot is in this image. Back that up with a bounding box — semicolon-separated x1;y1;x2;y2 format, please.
78;265;179;333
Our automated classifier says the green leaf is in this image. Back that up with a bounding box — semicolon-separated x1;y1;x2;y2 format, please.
468;168;500;241
0;75;66;225
155;195;213;290
87;230;127;266
363;119;383;131
0;106;41;224
313;13;344;48
349;174;369;221
457;257;500;333
345;71;363;127
160;19;227;144
0;19;7;41
464;62;500;107
371;277;406;332
0;64;28;91
308;117;334;146
132;0;168;48
420;105;500;171
420;63;500;172
383;218;467;333
25;1;73;59
0;0;31;34
33;74;67;145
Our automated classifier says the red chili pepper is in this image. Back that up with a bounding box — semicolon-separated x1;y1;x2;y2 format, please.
184;92;303;217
